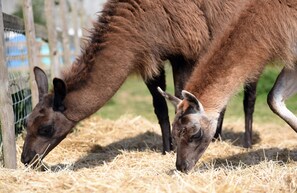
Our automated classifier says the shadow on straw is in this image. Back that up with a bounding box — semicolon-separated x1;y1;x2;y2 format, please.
49;127;292;172
50;131;163;171
198;147;297;172
220;127;261;147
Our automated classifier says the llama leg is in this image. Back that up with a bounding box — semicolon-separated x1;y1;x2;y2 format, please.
171;59;191;99
243;81;257;148
268;67;297;132
214;107;226;139
145;68;172;154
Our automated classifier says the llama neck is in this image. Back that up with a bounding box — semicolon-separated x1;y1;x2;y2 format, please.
185;3;277;115
186;46;268;115
62;46;134;122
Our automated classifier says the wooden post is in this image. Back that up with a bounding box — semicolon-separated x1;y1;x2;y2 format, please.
59;0;71;66
22;0;38;107
79;0;90;39
71;0;80;56
45;0;60;79
36;41;43;68
0;1;17;169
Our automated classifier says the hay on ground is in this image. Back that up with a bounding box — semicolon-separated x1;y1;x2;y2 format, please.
0;115;296;193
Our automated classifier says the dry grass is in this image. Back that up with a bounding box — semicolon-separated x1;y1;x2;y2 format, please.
1;115;297;193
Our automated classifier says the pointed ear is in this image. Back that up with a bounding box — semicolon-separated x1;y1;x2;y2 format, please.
181;90;204;113
34;67;49;101
157;87;181;108
53;78;67;112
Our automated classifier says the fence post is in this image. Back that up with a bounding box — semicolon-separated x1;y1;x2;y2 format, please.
79;0;90;39
45;0;60;79
59;0;71;66
0;1;17;169
71;0;80;56
22;0;38;107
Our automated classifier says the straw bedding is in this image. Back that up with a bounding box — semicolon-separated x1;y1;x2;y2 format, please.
0;115;296;193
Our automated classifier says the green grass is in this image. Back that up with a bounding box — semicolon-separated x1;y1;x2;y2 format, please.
96;64;297;126
226;66;297;124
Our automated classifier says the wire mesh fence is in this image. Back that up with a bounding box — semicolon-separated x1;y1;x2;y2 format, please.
9;73;32;135
0;29;57;134
0;25;75;146
0;30;53;166
0;30;31;144
0;0;85;168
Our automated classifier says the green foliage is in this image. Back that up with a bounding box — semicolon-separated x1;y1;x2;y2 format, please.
254;66;282;96
97;65;297;126
13;0;46;25
226;66;297;124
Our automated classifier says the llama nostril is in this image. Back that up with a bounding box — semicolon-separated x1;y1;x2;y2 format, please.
183;162;189;171
21;150;36;165
176;162;182;171
176;161;189;173
21;153;29;165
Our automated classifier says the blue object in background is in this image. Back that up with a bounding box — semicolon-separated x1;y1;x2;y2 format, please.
5;33;28;68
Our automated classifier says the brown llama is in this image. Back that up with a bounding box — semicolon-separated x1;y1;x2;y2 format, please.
149;0;256;151
159;0;297;173
21;0;252;165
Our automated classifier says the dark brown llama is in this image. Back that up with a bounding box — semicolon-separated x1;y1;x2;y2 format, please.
159;0;297;173
21;0;252;165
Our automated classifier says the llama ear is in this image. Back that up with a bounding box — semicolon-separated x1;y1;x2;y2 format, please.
157;87;181;108
34;67;49;101
181;90;204;113
53;78;67;112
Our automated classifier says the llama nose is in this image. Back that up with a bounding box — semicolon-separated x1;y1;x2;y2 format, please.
21;153;30;165
21;150;35;165
176;161;189;173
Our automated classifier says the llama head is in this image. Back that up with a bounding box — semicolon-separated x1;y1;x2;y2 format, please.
21;67;75;167
158;87;217;173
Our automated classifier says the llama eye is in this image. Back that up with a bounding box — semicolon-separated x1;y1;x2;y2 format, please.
38;125;54;137
179;116;189;125
189;129;203;143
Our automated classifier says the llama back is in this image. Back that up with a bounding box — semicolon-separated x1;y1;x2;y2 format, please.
62;0;210;86
185;0;297;111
